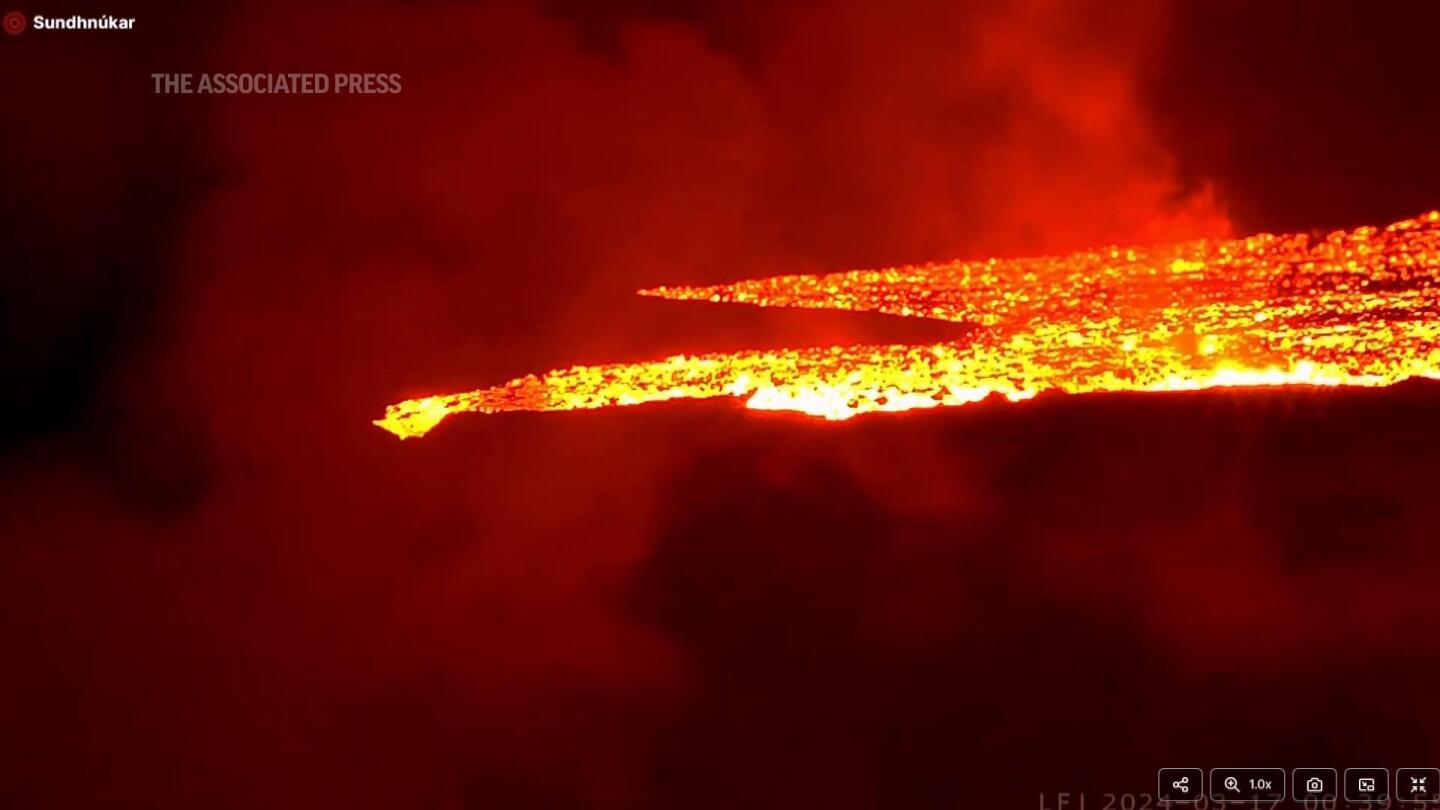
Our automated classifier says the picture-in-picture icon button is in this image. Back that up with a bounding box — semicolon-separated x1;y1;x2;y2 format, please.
1293;769;1338;803
1346;768;1391;803
1397;768;1440;804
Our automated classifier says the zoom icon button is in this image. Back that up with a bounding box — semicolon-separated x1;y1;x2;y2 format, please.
1209;768;1286;803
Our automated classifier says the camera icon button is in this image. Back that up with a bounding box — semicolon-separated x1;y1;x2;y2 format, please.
1292;768;1338;803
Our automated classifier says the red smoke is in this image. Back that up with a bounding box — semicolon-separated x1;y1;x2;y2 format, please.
6;1;1440;807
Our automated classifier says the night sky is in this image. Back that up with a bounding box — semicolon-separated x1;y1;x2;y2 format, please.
4;1;1440;807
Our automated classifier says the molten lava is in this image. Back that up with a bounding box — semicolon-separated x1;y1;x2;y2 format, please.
377;212;1440;439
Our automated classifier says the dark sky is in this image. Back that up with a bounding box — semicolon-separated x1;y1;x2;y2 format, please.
3;1;1440;807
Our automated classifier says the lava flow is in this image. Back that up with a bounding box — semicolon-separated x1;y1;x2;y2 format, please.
376;212;1440;439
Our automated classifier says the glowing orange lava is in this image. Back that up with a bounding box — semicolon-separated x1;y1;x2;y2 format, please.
376;212;1440;439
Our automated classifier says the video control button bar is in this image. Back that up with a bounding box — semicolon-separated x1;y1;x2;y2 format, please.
1209;768;1286;803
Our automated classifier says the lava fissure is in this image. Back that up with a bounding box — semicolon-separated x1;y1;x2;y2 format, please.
377;212;1440;439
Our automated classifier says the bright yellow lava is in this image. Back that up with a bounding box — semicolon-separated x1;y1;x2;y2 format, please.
376;212;1440;439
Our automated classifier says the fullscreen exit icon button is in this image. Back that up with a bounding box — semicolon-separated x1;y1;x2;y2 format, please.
1397;768;1440;804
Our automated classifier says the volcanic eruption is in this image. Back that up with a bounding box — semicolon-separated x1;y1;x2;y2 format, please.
376;211;1440;439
